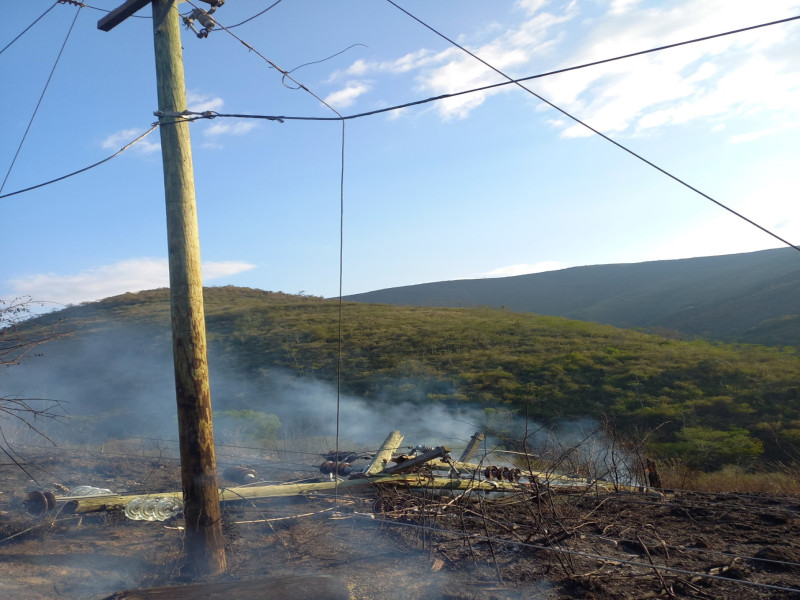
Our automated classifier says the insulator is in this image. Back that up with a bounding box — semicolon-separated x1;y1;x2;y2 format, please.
509;468;522;482
124;496;181;521
499;467;511;481
140;498;158;521
192;8;216;32
124;497;145;520
223;466;257;485
484;465;499;480
320;461;351;475
24;490;57;515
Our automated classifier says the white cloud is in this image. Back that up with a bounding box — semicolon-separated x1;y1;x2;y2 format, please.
515;0;550;16
6;258;257;307
336;0;799;129
100;128;160;154
327;5;574;120
186;91;224;113
202;261;258;279
483;261;565;277
324;82;371;109
536;0;800;139
640;168;800;262
204;121;258;137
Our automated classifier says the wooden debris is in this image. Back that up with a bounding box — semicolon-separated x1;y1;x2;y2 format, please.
43;430;663;517
383;446;450;474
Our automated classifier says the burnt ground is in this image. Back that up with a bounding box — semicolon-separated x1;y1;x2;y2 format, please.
1;445;800;600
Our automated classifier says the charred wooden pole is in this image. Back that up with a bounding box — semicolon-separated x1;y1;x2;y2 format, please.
364;431;404;475
98;0;225;575
458;432;486;463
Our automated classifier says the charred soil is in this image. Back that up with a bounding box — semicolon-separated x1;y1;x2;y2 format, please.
1;447;799;599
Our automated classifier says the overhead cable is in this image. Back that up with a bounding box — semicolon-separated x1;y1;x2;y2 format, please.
154;11;800;124
172;13;800;122
0;2;59;57
7;9;799;217
1;4;82;195
385;0;800;254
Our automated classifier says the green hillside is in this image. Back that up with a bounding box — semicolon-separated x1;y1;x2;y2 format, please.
343;247;800;346
4;286;800;468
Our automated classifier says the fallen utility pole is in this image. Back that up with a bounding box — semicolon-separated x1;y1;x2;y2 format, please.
364;430;404;475
98;0;225;575
55;474;529;515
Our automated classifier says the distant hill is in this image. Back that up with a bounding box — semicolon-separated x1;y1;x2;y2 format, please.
343;248;800;345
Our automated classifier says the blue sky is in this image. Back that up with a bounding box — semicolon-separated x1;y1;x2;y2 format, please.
2;0;799;308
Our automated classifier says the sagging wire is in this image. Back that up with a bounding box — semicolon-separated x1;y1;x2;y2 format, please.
142;11;800;125
0;3;83;196
0;124;159;200
282;43;369;89
385;0;800;255
0;2;59;57
6;14;799;201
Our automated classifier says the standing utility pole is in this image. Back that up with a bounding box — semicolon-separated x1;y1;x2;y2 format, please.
99;0;226;575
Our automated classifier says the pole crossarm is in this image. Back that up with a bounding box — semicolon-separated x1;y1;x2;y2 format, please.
97;0;151;31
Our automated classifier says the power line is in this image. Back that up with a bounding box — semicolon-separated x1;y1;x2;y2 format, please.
0;4;82;195
0;2;59;57
385;0;800;254
163;12;800;124
0;124;159;200
6;12;798;202
4;6;798;261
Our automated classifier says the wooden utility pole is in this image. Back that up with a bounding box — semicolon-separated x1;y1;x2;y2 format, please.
99;0;226;575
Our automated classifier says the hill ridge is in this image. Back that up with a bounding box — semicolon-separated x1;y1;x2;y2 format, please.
342;247;800;344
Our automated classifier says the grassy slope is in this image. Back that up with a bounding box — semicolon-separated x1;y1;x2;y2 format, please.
19;286;799;465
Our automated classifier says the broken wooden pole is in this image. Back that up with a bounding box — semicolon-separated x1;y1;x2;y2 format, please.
363;430;404;475
458;432;485;463
382;446;450;474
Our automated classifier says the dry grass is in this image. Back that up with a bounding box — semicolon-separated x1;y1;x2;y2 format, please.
657;460;800;494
